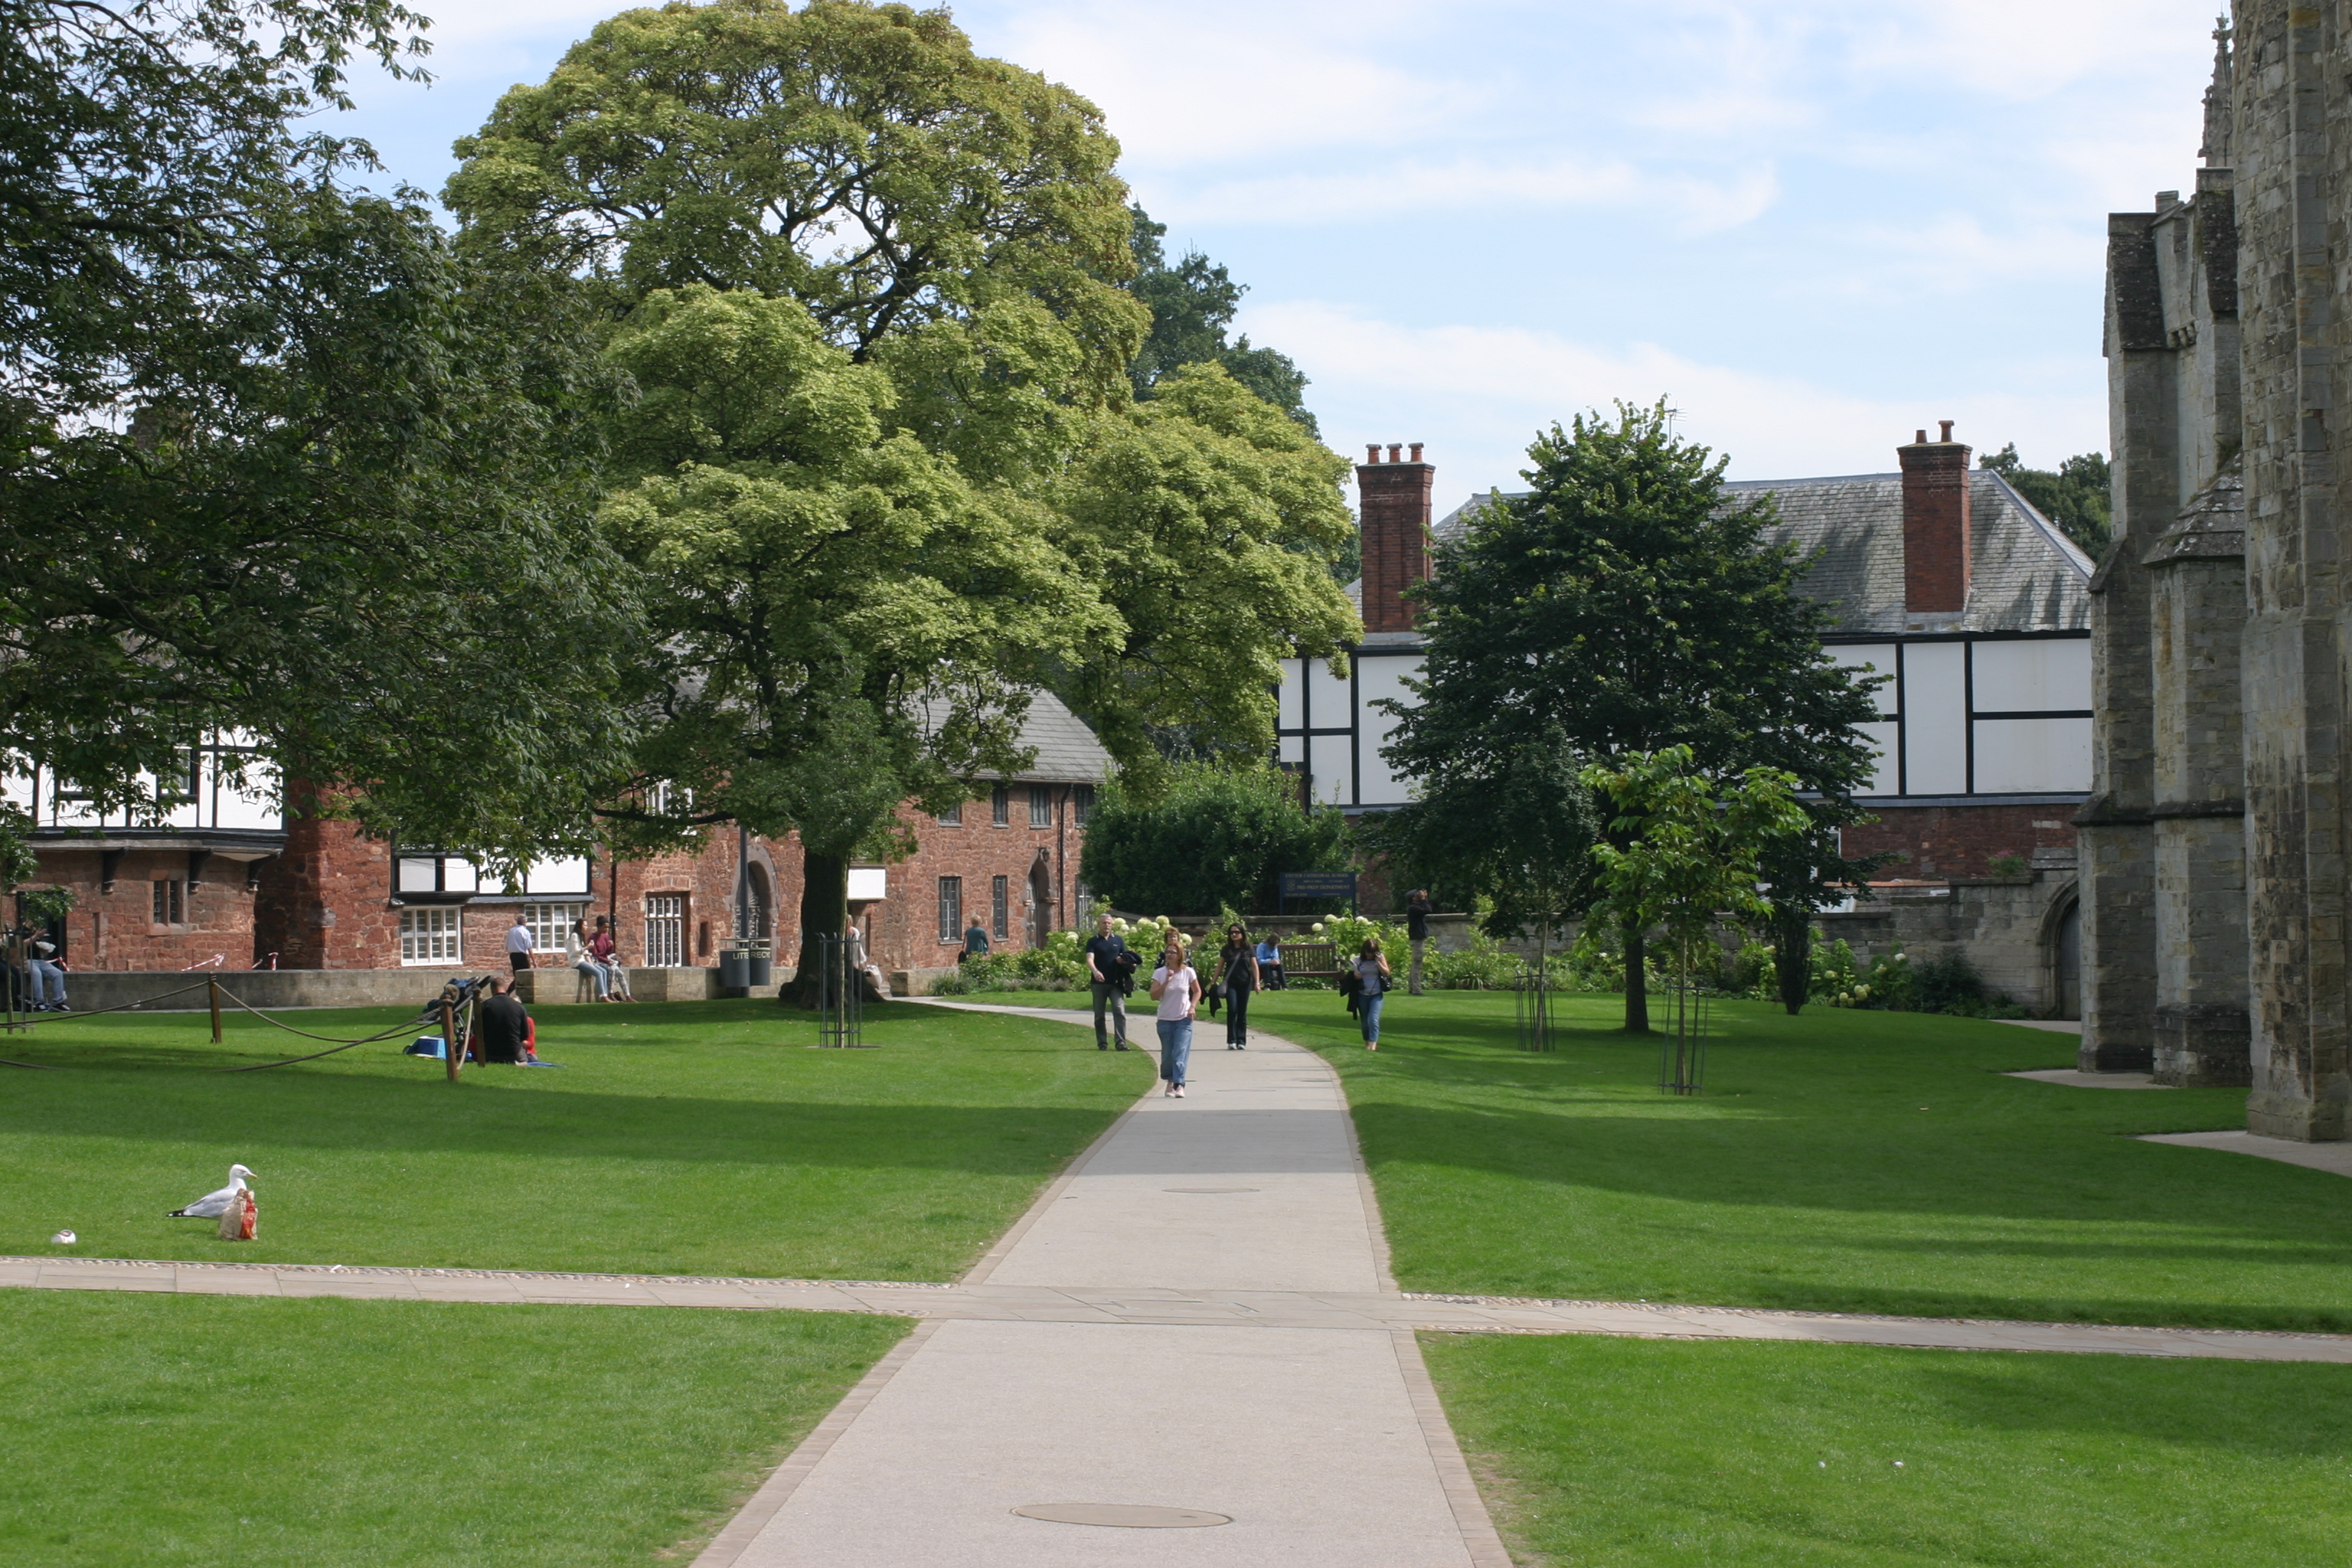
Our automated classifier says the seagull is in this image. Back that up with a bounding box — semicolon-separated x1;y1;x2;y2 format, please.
168;1164;256;1218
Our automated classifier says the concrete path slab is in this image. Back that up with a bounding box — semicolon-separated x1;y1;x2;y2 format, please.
2007;1068;2166;1089
2141;1129;2352;1179
1997;1018;2083;1034
700;1018;1499;1567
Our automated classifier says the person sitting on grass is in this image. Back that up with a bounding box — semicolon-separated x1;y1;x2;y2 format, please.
477;973;531;1065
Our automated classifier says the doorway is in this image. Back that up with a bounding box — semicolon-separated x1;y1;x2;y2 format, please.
2053;897;2082;1020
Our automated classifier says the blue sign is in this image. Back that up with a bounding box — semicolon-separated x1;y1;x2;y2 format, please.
1279;872;1358;910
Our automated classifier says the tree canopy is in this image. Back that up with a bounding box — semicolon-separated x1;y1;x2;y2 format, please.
1981;443;2112;561
1367;725;1594;944
1125;206;1318;436
1381;402;1881;1029
0;0;640;874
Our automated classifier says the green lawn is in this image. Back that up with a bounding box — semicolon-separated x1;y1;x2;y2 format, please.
1236;989;2352;1332
2;998;1142;1279
0;1289;903;1567
1429;1332;2352;1568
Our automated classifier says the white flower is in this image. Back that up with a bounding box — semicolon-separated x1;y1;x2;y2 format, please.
1311;922;1325;934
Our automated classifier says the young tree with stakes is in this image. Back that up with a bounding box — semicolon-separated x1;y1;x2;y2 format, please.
1583;747;1808;1093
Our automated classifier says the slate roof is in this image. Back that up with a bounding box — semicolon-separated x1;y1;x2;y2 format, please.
917;689;1112;783
1429;470;2092;637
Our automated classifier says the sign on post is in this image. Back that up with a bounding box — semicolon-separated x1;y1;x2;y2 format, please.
1278;871;1358;914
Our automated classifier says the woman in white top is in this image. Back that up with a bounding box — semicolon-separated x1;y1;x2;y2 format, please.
1148;939;1200;1098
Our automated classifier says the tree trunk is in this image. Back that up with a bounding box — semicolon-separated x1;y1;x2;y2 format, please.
1772;907;1811;1016
786;849;851;1008
1622;920;1650;1033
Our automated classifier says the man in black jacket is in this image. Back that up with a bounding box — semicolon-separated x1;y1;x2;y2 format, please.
476;974;531;1064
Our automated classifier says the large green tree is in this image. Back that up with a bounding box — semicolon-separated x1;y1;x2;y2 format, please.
1381;402;1881;1031
449;0;1358;990
0;0;641;874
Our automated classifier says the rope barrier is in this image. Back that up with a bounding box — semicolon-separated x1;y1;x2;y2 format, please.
1;977;450;1072
2;977;217;1029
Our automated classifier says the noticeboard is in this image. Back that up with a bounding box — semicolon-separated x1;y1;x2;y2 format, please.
1278;872;1358;910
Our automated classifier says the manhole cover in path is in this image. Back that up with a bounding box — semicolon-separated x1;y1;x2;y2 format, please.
1014;1504;1232;1529
1162;1187;1260;1193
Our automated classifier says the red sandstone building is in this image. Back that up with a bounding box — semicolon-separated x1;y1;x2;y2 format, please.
1281;429;2092;974
10;696;1109;991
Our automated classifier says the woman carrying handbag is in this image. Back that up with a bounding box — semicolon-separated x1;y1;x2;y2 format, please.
1354;936;1393;1050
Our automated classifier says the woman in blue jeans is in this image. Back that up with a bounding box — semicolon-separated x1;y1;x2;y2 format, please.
1149;939;1199;1098
1354;936;1393;1050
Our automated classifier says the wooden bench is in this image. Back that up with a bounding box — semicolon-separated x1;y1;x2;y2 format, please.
1272;941;1338;981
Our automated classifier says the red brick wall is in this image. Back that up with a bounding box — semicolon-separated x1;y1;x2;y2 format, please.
825;786;1089;975
1357;448;1433;634
1840;802;2076;880
23;847;262;972
235;783;1099;975
1897;430;1972;612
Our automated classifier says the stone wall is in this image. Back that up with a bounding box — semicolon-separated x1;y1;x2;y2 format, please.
2233;0;2352;1138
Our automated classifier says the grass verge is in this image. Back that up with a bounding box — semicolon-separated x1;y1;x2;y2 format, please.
0;1289;902;1567
1240;990;2352;1331
2;998;1141;1279
1426;1332;2352;1568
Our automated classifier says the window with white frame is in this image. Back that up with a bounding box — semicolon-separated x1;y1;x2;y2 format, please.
521;903;575;956
398;907;462;965
645;894;685;967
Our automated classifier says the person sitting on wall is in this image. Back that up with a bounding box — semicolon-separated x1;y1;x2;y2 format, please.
1256;933;1284;991
590;916;635;1001
962;916;990;964
476;973;531;1064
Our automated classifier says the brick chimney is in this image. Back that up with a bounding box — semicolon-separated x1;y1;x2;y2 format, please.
1897;420;1971;613
1357;442;1433;633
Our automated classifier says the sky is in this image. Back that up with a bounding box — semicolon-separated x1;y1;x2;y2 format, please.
328;0;2226;509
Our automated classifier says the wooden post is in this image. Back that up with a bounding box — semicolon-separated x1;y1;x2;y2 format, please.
209;978;223;1044
442;998;460;1082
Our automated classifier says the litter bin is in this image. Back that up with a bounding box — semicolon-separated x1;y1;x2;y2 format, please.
718;951;752;989
746;953;773;986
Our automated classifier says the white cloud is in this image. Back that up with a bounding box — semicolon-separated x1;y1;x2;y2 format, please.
1154;155;1775;231
1246;300;2108;494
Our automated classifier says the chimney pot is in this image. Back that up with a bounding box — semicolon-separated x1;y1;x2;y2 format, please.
1939;419;1955;443
1916;429;1928;444
1365;443;1381;464
1409;442;1424;462
1387;443;1403;463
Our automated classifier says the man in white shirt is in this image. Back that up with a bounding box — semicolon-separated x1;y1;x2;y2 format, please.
505;913;535;972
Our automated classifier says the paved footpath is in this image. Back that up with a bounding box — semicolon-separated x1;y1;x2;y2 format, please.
16;1004;2352;1562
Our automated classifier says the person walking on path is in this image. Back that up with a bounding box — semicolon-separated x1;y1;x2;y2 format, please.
1215;922;1260;1049
1148;938;1199;1097
506;912;536;974
1083;913;1132;1050
1354;936;1393;1050
1405;890;1432;996
962;916;990;963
